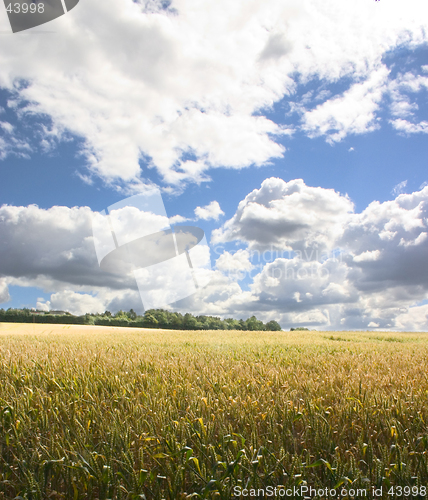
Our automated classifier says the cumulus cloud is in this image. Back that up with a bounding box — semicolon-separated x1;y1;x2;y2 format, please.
2;179;428;330
36;299;50;312
353;250;381;263
48;291;107;316
395;303;428;331
0;202;209;313
173;269;256;318
212;177;354;252
0;204;127;291
0;0;427;187
194;201;224;221
0;278;10;304
206;179;428;330
215;249;254;280
339;188;428;294
250;257;356;310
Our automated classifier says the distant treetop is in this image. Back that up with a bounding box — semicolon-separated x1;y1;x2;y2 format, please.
0;307;283;331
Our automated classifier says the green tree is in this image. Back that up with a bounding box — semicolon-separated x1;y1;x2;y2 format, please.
224;318;241;330
127;309;137;320
183;313;198;329
169;312;183;328
245;316;265;331
265;320;281;331
144;313;158;326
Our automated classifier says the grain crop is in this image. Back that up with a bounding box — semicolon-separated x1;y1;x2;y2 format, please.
1;323;427;499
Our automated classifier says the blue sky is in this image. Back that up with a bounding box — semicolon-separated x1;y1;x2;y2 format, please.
0;0;428;330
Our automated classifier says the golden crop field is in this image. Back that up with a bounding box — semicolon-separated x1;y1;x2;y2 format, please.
1;323;428;499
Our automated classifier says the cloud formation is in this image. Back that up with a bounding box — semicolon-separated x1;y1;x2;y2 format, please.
0;0;427;187
391;180;407;196
302;67;389;143
206;179;428;330
194;201;224;221
0;182;427;329
212;178;354;252
0;278;10;303
0;201;213;314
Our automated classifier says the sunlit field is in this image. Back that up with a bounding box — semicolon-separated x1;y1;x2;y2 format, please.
1;323;428;499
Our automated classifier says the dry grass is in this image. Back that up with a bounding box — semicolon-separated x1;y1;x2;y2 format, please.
1;323;428;499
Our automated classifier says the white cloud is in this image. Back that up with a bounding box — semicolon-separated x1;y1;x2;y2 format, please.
169;214;188;224
0;204;104;287
203;179;428;330
162;181;428;330
174;269;255;318
0;202;204;313
49;291;106;316
387;71;428;131
215;249;253;280
399;232;428;248
296;64;428;144
0;0;426;187
250;257;356;310
339;187;428;296
353;250;381;263
0;124;32;160
36;299;50;312
395;303;428;331
2;179;428;330
301;67;389;143
389;98;418;118
0;277;10;304
390;119;428;135
390;72;428;94
259;33;292;62
391;180;407;196
212;177;354;252
194;201;224;221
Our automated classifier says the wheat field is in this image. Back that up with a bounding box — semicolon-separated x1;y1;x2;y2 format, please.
0;323;428;499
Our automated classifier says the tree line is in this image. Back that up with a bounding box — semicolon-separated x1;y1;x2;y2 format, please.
0;308;282;331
